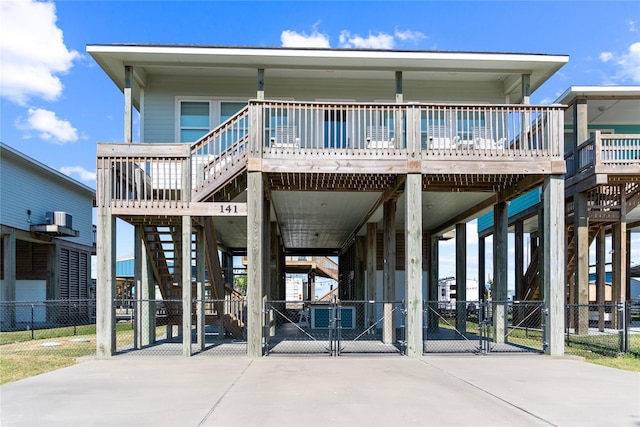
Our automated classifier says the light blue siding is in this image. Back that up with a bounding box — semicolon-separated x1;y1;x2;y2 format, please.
0;146;95;248
477;189;541;233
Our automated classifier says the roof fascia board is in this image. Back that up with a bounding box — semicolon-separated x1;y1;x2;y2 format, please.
556;85;640;105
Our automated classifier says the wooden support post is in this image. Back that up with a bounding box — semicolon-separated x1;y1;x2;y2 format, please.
257;68;264;100
405;174;423;357
366;223;377;330
134;226;143;349
455;223;467;335
141;244;155;346
222;252;233;289
354;236;365;301
575;192;589;334
247;171;264;357
263;198;271;300
521;73;531;105
124;65;133;144
383;199;396;344
196;225;205;351
612;222;627;329
543;175;565;356
574;98;589;147
182;215;192;357
270;222;279;302
515;221;524;301
479;236;486;302
493;202;508;344
428;233;439;332
96;168;116;356
596;227;606;331
395;71;403;103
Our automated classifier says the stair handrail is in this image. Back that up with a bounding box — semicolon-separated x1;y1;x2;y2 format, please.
190;105;250;191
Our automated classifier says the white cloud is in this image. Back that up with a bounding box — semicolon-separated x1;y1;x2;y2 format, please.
629;20;638;33
60;166;96;182
339;30;395;49
617;42;640;83
17;108;78;144
599;52;613;63
0;0;79;105
599;42;640;84
281;29;330;48
394;28;427;44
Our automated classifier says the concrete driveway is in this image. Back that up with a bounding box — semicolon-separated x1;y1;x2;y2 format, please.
1;355;638;426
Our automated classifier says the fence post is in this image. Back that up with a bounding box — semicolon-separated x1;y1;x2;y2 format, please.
619;302;626;354
624;301;630;354
31;304;35;340
542;304;548;353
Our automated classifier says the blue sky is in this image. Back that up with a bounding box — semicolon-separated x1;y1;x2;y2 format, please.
1;0;639;284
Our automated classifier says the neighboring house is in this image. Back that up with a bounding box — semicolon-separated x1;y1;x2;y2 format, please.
0;143;96;330
478;86;640;331
89;45;569;357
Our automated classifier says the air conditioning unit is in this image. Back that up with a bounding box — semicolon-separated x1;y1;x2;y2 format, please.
46;211;73;228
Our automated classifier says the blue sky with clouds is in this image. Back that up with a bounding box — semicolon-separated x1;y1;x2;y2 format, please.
1;0;639;282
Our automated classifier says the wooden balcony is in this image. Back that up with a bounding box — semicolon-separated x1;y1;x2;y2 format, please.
97;100;566;213
565;131;640;193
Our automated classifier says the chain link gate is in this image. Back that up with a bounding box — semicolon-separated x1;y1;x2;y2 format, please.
423;300;546;354
264;300;406;356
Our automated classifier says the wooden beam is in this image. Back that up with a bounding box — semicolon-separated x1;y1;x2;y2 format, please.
111;203;247;217
431;195;495;237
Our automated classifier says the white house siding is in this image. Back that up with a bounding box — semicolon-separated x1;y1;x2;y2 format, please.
0;151;94;248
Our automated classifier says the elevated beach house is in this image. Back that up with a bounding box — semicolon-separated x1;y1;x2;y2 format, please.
89;45;568;356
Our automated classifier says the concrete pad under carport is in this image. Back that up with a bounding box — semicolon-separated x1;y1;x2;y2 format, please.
1;355;638;426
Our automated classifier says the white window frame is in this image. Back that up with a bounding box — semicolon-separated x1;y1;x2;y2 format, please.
175;97;249;143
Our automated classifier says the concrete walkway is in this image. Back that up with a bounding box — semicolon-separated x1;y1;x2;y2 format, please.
1;355;638;426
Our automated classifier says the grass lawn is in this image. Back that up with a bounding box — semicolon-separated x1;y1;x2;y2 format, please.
0;323;134;384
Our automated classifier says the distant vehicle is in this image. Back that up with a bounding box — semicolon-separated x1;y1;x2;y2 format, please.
437;277;479;314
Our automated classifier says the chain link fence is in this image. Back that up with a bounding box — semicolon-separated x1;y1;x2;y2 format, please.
114;298;247;356
264;300;405;356
423;300;545;354
0;299;96;358
3;299;639;359
565;302;639;357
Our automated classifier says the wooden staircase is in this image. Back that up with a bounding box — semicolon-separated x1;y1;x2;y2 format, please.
521;246;540;300
564;182;640;292
142;222;245;339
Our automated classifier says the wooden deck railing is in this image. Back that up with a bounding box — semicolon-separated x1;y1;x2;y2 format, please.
98;100;565;208
260;100;564;158
565;132;640;178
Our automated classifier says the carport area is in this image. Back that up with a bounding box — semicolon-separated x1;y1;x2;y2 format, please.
2;356;638;426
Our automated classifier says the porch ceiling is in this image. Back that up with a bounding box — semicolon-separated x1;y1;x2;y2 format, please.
208;171;505;253
559;86;640;126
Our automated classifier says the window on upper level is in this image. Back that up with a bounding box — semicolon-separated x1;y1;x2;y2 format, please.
177;99;247;143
